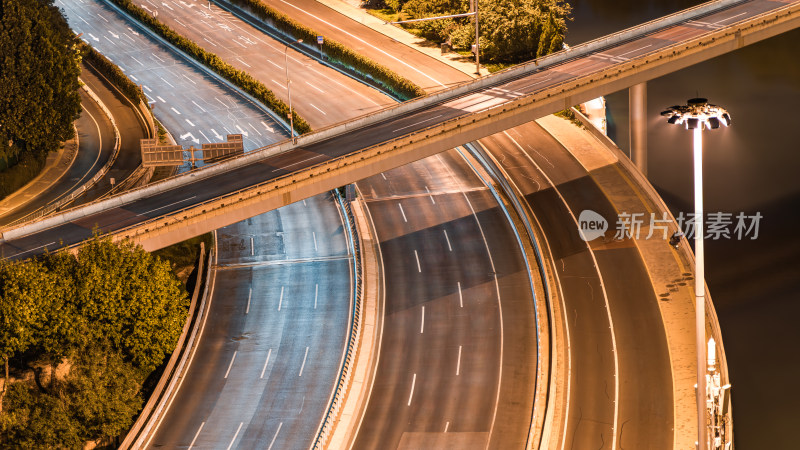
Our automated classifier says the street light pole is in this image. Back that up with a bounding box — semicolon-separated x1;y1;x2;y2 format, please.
284;39;303;142
661;98;731;450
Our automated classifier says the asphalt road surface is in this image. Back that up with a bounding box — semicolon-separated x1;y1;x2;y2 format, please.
255;0;472;92
479;122;673;449
0;73;114;226
59;0;284;152
148;193;352;449
354;149;538;450
3;0;782;257
139;0;394;126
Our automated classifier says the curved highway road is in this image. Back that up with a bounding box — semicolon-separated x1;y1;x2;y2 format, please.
148;194;351;449
354;149;538;450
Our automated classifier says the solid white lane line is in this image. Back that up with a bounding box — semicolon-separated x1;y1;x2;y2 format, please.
456;345;462;375
250;236;254;256
457;281;463;308
225;422;243;450
392;114;442;133
260;348;272;379
246;287;251;314
444;421;450;433
425;185;436;204
305;81;325;93
270;154;325;172
443;229;452;252
224;351;237;379
407;373;417;406
267;422;283;450
414;250;421;273
248;122;262;136
188;422;205;449
312;231;318;251
298;346;309;377
278;286;284;311
141;195;197;216
309;103;327;115
192;100;206;112
420;306;425;334
615;44;652;58
11;242;56;258
314;283;318;309
199;130;210;142
714;11;747;24
398;203;407;222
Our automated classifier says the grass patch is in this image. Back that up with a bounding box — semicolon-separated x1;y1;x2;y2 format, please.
555;108;584;128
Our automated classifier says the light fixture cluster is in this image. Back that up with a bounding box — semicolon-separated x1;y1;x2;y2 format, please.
660;98;731;130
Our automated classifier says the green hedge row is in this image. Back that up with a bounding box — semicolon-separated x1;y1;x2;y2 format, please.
0;152;47;201
82;44;147;104
227;0;426;100
107;0;312;135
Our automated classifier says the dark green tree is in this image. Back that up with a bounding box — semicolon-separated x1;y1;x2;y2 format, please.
0;0;82;165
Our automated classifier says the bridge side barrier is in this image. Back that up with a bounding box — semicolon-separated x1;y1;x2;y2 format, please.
1;0;787;243
310;189;364;449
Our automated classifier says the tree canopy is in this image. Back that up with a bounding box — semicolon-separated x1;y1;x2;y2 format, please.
0;238;188;446
0;0;82;165
384;0;571;64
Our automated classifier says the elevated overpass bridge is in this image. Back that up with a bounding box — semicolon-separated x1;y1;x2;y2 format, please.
1;0;798;257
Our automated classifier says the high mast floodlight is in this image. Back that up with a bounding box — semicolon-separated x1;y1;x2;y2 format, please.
661;97;730;450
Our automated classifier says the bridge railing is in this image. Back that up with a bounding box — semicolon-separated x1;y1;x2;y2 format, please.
1;0;785;244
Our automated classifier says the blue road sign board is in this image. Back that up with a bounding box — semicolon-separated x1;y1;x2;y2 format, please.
317;35;324;45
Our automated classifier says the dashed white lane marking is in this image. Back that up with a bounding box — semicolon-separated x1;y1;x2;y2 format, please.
225;422;243;450
182;73;196;84
129;75;138;81
314;283;318;309
278;285;284;311
392;114;442;133
186;119;195;127
444;421;450;433
309;103;326;115
615;44;652;59
141;195;196;216
142;85;152;92
260;348;272;379
312;231;318;251
192;100;206;112
224;351;237;379
175;18;185;27
420;306;425;334
236;57;251;68
271;79;285;89
250;236;254;256
407;373;417;406
131;56;144;66
298;346;309;377
398;203;407;222
96;12;108;22
246;287;251;314
456;345;462;375
267;59;282;69
380;172;387;180
425;185;436;204
303;199;307;206
160;76;175;88
199;130;210;142
171;107;182;115
267;422;283;450
305;81;325;93
215;97;229;109
203;36;218;47
151;52;165;62
248;122;262;136
156;96;166;103
188;422;205;449
414;250;421;273
457;281;463;308
443;229;452;251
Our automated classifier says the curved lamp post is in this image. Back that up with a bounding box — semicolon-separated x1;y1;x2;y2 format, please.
661;98;730;450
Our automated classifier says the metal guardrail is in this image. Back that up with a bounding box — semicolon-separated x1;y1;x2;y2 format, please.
4;0;796;244
310;189;364;450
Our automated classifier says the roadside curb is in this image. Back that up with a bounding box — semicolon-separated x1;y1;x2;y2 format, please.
322;186;384;450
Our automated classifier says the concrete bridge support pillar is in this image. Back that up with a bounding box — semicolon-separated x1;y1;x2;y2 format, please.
629;82;648;176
